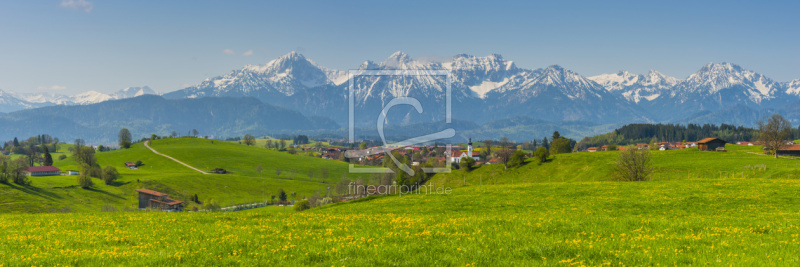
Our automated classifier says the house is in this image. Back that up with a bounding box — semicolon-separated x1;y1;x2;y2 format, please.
697;138;727;151
211;168;227;174
451;138;481;163
636;143;649;150
24;166;60;176
136;189;183;211
124;162;137;169
1;150;9;155
66;170;79;175
587;147;598;152
600;145;609;151
776;144;800;157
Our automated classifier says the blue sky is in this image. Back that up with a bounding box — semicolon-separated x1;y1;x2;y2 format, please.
1;0;798;95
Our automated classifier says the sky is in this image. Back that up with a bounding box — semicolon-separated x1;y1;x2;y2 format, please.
1;0;799;95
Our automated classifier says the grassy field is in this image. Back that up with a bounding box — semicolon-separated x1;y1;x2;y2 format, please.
0;138;369;213
2;177;800;265
430;144;800;187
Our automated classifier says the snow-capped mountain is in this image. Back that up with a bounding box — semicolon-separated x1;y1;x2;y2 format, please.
1;86;158;112
147;52;800;125
646;62;792;120
168;52;344;100
588;70;681;103
785;79;800;96
0;89;39;113
110;86;158;99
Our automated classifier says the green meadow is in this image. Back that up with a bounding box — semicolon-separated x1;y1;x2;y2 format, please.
2;177;800;265
0;138;368;213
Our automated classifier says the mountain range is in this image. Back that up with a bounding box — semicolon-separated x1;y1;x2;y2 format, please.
2;51;799;143
162;51;800;126
0;86;158;113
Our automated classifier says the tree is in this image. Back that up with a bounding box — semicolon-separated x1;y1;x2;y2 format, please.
58;154;67;160
265;140;273;149
508;150;527;168
118;128;132;149
279;139;287;149
150;134;158;141
256;164;263;177
758;114;793;159
278;189;288;203
42;146;53;166
552;131;561;141
12;137;19;147
550;138;572;154
320;167;329;183
541;137;550;149
74;139;85;149
243;134;256;146
614;149;653;181
102;166;119;185
192;129;199;137
10;157;29;185
533;147;549;164
359;142;367;149
77;164;94;188
459;157;476;172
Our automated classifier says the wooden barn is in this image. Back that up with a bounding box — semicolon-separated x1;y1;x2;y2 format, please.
697;138;727;151
136;189;183;211
776;144;800;157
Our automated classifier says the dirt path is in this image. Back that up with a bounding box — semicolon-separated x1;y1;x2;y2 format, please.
144;140;210;174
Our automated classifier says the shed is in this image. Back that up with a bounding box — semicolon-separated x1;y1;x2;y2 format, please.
697;138;727;151
776;144;800;157
136;188;183;211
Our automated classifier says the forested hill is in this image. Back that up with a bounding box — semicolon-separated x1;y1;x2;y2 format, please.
0;95;339;144
576;123;800;149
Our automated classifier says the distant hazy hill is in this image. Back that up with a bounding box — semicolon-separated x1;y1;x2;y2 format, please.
0;95;338;144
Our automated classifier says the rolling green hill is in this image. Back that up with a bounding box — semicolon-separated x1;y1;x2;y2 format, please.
0;137;369;213
430;144;798;187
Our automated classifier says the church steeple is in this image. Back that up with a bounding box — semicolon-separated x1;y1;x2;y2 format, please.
467;138;473;156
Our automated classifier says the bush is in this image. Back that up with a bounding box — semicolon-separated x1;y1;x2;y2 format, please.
614;149;653;181
294;200;311;211
533;147;549;164
135;160;143;167
459;157;476;172
77;174;93;188
507;150;527;168
102;166;119;185
58;154;67;160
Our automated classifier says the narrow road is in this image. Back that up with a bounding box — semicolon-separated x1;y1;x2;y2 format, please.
144;140;210;174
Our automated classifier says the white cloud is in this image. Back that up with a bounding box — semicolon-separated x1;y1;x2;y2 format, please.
60;0;93;13
37;85;67;91
242;50;254;56
222;49;235;55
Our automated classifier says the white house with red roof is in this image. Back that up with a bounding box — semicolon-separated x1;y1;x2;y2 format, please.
451;138;480;164
24;166;60;176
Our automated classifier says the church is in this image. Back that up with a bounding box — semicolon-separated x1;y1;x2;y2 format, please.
451;138;481;164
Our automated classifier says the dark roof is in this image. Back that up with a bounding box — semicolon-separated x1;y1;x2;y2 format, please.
26;166;60;172
136;189;168;197
150;198;183;205
778;144;800;151
697;138;727;144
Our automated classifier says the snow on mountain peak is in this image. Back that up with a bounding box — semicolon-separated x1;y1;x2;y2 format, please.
386;51;412;63
784;79;800;95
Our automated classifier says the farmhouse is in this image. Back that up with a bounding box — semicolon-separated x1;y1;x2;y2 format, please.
124;162;137;169
776;144;800;157
697;138;727;151
24;166;60;176
136;189;183;211
587;147;598;152
66;170;79;175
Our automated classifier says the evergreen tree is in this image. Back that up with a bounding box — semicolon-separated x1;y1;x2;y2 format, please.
42;146;53;166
